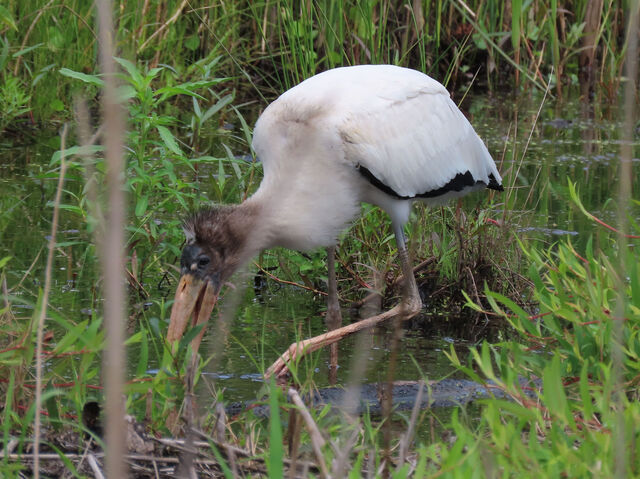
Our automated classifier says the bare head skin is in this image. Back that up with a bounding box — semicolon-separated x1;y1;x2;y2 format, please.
167;204;261;347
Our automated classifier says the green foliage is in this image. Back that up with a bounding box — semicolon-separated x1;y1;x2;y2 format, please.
1;0;632;128
447;200;640;475
52;57;255;296
0;54;255;454
0;34;31;133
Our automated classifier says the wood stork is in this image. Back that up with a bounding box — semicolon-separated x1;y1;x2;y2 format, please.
167;65;502;377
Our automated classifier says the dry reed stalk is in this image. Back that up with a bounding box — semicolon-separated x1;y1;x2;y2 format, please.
96;0;127;477
137;0;189;53
86;453;106;479
397;379;425;467
287;388;329;479
327;246;340;384
330;426;360;478
517;73;552;209
33;124;68;479
381;315;403;479
74;99;106;239
287;407;302;479
579;0;604;97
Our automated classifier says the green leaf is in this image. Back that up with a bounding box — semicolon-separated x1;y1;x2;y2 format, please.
192;96;202;119
124;331;142;346
267;379;284;479
14;43;45;58
50;99;64;112
117;84;137;101
53;320;90;353
0;37;8;71
0;256;11;269
543;355;570;425
156;85;206;102
135;195;149;217
178;324;205;353
631;258;640;309
511;0;522;50
59;68;104;86
136;330;149;377
114;57;143;86
201;93;234;124
0;6;17;31
156;125;183;156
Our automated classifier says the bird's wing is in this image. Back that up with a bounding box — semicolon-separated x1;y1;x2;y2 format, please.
337;82;500;199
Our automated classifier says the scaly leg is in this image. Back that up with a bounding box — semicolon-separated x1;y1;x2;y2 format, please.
393;221;422;318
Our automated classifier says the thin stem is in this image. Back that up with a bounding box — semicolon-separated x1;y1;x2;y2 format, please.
33;124;68;478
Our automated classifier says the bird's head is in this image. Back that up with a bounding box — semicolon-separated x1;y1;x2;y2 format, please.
167;206;249;346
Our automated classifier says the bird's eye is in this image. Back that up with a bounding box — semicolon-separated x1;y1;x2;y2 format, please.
197;256;210;268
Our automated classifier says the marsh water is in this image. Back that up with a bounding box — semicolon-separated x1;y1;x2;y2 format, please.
1;91;638;407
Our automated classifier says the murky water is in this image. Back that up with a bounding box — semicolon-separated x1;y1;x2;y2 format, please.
1;92;638;406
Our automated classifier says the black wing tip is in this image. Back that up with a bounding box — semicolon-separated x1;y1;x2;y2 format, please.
487;174;504;192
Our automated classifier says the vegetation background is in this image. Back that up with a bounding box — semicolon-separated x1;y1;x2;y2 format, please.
0;0;639;477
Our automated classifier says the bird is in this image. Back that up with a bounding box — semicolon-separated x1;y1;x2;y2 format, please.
166;64;503;378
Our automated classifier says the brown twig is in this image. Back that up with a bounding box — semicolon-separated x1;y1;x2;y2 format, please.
137;0;189;53
253;261;327;296
397;379;425;468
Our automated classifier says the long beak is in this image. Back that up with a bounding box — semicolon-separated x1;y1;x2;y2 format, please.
167;274;219;353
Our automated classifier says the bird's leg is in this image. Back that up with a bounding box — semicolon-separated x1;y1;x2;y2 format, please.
381;222;420;463
393;222;422;318
326;246;342;384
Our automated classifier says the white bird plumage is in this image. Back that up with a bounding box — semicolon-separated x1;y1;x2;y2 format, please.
251;64;501;251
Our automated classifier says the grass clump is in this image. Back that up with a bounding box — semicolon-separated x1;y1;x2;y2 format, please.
445;228;640;476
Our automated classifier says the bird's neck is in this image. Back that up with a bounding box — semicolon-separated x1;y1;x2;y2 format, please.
227;197;277;266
